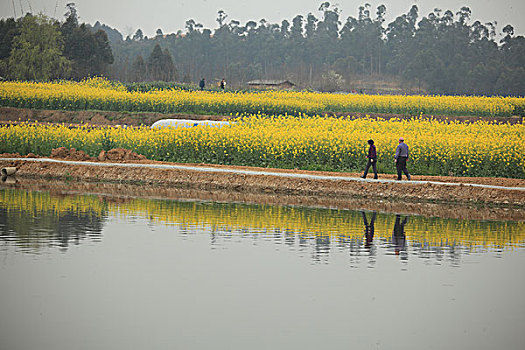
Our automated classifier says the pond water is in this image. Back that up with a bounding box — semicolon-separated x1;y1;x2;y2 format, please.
0;187;524;350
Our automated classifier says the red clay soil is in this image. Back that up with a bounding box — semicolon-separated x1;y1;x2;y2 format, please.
1;107;523;127
1;149;524;207
50;147;147;162
0;107;227;126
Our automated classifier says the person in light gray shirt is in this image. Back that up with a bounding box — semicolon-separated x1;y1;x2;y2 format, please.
394;137;411;181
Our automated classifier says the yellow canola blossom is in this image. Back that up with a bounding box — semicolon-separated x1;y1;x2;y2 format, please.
1;115;524;178
0;78;523;117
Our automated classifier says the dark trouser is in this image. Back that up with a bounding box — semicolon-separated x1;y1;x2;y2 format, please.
396;157;410;180
363;158;377;178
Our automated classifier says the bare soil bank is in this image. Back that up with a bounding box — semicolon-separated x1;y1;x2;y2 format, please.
1;154;524;208
1;107;523;126
0;107;227;126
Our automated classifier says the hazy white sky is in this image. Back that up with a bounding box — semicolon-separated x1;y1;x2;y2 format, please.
1;0;523;37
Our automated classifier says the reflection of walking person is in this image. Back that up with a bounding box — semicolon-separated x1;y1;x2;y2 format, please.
361;139;378;179
199;78;205;91
392;214;408;255
361;211;377;249
394;137;411;181
220;78;226;90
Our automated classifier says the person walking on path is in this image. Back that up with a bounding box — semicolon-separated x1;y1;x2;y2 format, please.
361;139;378;179
220;78;226;90
394;137;411;181
199;78;206;91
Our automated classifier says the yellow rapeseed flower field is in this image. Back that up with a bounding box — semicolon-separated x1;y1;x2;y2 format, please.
1;115;524;178
0;78;523;117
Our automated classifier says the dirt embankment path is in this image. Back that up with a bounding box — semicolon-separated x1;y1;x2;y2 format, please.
1;151;524;208
1;107;524;210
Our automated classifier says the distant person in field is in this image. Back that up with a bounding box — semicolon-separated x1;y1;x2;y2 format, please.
220;78;226;90
199;78;205;91
394;137;411;181
361;139;378;179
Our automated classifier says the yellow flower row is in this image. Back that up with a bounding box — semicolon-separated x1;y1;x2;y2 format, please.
1;115;524;177
0;78;523;117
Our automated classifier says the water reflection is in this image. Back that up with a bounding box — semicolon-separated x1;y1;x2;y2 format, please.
8;178;525;221
0;188;524;265
0;207;105;253
0;189;106;253
392;215;409;259
1;175;16;184
361;211;376;250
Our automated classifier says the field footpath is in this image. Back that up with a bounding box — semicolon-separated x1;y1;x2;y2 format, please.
1;156;524;207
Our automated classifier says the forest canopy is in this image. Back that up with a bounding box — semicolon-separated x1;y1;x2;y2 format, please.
0;2;524;96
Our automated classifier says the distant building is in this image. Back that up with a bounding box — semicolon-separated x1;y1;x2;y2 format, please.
246;80;295;90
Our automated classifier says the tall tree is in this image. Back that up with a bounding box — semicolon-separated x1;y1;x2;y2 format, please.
384;5;418;75
0;17;19;77
0;18;19;60
161;48;177;81
147;43;164;80
61;3;113;79
130;54;146;81
217;10;228;27
145;44;176;81
132;28;144;41
8;14;70;80
91;29;114;74
92;21;123;43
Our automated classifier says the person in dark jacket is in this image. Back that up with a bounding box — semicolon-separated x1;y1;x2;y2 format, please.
361;139;378;179
394;137;411;181
199;78;205;91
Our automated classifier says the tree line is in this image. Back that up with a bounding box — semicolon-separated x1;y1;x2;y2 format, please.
0;2;524;96
109;2;525;96
0;3;113;81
